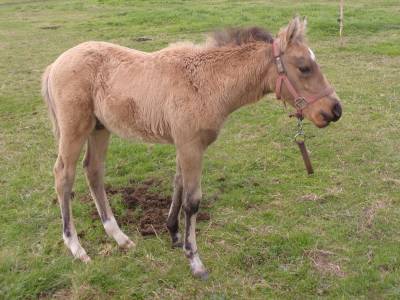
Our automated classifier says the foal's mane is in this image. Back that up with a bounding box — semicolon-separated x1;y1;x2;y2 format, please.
209;26;273;47
165;26;273;51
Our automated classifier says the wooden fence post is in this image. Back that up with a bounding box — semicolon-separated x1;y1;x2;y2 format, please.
339;0;344;46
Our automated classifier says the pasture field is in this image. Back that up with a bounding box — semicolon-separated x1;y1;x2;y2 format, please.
1;0;400;298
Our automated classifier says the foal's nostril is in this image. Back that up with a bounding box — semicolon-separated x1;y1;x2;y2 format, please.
331;102;342;122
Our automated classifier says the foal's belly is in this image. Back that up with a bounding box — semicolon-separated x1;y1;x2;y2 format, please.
94;95;173;144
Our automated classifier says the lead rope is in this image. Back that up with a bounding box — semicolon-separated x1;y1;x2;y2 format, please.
294;117;314;174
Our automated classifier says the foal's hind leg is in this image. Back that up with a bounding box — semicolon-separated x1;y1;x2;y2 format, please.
83;129;134;249
177;143;208;279
55;134;90;262
166;157;183;247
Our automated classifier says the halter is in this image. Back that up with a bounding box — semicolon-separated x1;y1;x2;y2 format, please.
272;39;334;119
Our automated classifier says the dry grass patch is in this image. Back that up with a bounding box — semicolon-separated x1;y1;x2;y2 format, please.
298;187;343;202
39;288;72;300
360;199;388;230
98;243;114;257
305;249;346;277
382;176;400;186
298;194;322;202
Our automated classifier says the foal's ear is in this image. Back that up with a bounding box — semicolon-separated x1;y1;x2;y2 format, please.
277;16;307;51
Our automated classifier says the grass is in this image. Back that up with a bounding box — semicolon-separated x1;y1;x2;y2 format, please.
1;0;400;298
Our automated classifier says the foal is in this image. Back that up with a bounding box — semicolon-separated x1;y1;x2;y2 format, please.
42;17;341;279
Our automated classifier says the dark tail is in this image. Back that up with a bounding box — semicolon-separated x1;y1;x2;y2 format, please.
41;64;60;141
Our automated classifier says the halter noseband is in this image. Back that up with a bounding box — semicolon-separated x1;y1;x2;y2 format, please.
272;39;334;119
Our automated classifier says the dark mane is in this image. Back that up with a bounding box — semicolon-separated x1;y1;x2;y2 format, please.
211;26;273;47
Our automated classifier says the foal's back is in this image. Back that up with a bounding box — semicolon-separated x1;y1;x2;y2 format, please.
46;41;196;144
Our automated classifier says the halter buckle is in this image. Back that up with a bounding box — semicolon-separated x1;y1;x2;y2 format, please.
294;97;308;110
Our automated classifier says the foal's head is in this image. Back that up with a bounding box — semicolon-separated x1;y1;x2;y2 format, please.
273;17;342;128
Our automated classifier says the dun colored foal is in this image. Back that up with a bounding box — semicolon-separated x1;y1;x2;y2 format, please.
42;17;341;279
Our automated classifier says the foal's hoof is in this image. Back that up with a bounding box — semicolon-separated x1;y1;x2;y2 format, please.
193;270;209;281
120;239;135;250
69;245;91;263
171;241;183;248
79;253;91;263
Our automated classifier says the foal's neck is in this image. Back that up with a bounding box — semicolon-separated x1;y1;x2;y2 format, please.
204;43;275;115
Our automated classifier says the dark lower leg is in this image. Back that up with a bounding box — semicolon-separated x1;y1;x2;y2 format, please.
176;142;207;279
167;162;183;247
183;189;208;279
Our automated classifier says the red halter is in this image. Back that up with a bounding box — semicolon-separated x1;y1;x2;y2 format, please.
272;39;334;119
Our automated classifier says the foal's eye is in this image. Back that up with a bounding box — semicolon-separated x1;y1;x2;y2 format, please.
299;66;311;74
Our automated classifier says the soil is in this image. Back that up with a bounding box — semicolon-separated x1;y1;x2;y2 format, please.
104;178;210;236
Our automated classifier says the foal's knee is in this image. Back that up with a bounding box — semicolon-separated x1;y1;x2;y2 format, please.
166;216;179;233
53;157;64;177
173;173;183;189
183;200;200;216
183;188;202;216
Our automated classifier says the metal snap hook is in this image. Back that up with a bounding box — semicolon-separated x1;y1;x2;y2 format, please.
294;117;305;142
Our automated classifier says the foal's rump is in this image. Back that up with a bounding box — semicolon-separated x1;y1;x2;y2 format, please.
42;42;111;141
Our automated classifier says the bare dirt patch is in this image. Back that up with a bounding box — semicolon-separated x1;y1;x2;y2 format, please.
305;249;345;277
104;179;210;236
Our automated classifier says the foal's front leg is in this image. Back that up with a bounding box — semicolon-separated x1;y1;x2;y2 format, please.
177;144;208;279
166;158;183;247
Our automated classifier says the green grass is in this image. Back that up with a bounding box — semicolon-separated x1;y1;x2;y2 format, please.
1;0;400;298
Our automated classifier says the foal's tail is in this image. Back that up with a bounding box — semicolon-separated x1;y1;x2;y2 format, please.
41;64;60;141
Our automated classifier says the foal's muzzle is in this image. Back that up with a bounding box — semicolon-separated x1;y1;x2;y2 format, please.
331;101;342;122
322;99;342;124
